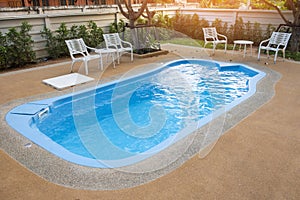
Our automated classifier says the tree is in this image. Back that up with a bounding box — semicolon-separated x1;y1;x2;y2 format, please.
116;0;148;29
260;0;300;52
116;0;160;50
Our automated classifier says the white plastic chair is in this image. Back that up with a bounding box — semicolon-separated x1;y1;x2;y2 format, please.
103;33;133;64
65;38;102;75
202;27;227;54
258;32;292;63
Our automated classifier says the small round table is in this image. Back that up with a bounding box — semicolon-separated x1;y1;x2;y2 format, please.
95;48;117;70
233;40;254;58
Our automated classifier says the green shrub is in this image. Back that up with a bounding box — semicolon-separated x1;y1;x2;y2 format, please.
41;23;69;59
233;17;245;41
197;18;210;40
0;32;7;69
87;21;104;47
252;22;262;45
152;12;173;40
109;19;125;33
5;21;35;68
41;21;104;59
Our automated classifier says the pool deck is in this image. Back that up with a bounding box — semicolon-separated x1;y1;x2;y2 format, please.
0;44;299;199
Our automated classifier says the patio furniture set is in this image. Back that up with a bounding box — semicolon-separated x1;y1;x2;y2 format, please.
202;27;292;63
65;29;292;75
65;33;133;75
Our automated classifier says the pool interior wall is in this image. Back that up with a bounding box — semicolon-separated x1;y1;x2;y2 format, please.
0;58;280;190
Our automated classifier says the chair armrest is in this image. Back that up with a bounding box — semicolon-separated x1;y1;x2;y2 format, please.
86;46;97;52
259;38;270;47
205;36;217;41
72;51;87;57
121;40;133;48
217;33;227;40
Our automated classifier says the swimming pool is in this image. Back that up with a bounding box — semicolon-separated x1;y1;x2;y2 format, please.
6;59;265;168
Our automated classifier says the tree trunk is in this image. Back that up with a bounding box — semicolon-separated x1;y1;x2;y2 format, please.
290;26;300;52
261;0;300;52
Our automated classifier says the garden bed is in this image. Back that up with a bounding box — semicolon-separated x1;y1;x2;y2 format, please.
132;48;169;58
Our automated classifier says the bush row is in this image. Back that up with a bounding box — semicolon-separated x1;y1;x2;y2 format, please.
153;12;276;45
0;21;112;69
40;21;105;59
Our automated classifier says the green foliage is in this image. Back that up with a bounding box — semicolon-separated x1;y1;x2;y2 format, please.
264;24;276;39
286;51;300;61
41;21;104;59
87;21;104;47
136;17;147;25
197;18;210;40
252;22;263;45
212;18;228;37
251;0;288;10
41;26;61;59
152;12;173;40
153;12;172;29
0;32;7;68
54;23;70;57
161;37;203;47
190;14;202;39
233;17;245;42
167;13;273;48
41;23;69;59
4;21;36;68
109;19;125;33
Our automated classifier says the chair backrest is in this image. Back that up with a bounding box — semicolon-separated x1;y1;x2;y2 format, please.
65;38;89;58
103;33;123;48
203;27;218;39
268;32;292;47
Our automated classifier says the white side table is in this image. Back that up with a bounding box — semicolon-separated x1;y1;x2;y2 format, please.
233;40;254;58
95;48;117;70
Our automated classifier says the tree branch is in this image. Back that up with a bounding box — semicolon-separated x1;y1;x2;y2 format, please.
287;0;297;15
261;0;292;25
116;0;129;19
133;0;148;20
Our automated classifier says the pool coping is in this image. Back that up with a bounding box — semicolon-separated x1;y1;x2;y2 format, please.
0;59;281;190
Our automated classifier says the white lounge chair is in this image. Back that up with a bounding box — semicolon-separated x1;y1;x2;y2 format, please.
103;33;133;64
257;32;292;63
202;27;227;54
65;38;102;75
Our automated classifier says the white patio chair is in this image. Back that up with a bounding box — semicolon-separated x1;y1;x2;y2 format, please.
257;32;292;63
65;38;102;75
103;33;133;64
202;27;227;54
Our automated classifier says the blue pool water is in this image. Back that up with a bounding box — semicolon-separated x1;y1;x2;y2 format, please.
6;59;265;168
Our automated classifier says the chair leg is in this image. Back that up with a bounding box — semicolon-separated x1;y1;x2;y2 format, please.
70;62;75;73
257;48;261;61
84;60;88;75
117;51;120;64
99;57;103;71
112;53;116;68
274;50;279;64
224;43;227;53
212;43;216;54
131;50;133;61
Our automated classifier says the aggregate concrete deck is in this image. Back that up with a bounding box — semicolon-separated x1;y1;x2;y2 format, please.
0;44;299;199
